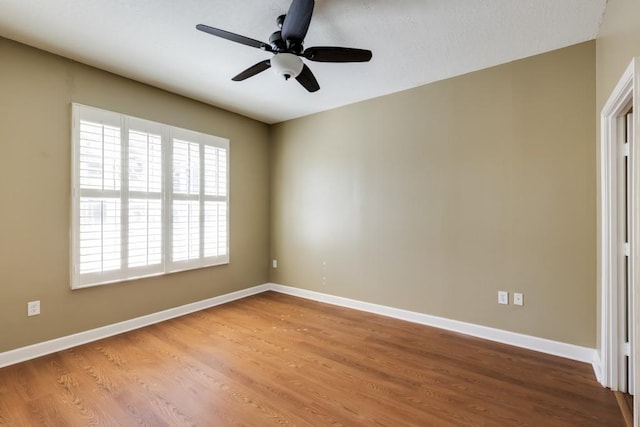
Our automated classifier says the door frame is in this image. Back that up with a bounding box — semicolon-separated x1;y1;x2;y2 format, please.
600;57;639;421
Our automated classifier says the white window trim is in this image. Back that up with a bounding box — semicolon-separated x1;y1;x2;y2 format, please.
70;103;229;289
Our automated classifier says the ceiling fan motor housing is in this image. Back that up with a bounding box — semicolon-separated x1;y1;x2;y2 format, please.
271;53;304;80
269;31;286;51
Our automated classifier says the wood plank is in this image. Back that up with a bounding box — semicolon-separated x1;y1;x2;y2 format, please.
614;391;634;427
0;292;626;426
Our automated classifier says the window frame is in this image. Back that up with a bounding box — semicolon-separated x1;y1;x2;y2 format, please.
70;103;229;289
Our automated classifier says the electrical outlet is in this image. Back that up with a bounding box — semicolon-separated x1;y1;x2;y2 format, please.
27;300;40;316
322;261;327;286
514;293;524;306
498;291;509;305
272;259;278;269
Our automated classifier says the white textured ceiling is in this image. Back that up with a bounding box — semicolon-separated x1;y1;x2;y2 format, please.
0;0;606;124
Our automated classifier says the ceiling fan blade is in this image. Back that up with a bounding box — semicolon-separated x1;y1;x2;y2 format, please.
196;24;272;51
303;47;372;63
282;0;315;42
295;64;320;92
232;60;272;81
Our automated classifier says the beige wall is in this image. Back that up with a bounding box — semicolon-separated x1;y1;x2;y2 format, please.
271;42;596;347
596;0;640;112
595;0;640;375
0;33;604;354
0;38;271;353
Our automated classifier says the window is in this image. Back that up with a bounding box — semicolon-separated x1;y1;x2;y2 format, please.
71;104;229;289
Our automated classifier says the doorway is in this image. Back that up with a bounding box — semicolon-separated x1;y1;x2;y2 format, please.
600;58;638;426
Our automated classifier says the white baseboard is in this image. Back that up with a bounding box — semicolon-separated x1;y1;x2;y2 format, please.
0;282;599;378
268;283;598;366
592;352;604;385
0;284;270;369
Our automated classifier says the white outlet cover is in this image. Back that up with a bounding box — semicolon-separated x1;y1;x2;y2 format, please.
27;300;41;316
514;293;524;306
498;291;509;305
272;259;277;269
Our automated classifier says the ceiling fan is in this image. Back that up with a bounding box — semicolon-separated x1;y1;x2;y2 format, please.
196;0;372;93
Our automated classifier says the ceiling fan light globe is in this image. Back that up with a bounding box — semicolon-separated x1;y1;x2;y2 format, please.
271;53;303;80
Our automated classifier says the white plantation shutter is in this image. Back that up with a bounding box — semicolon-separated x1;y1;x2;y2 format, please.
78;198;121;274
172;200;200;262
205;145;227;197
204;201;227;257
74;110;123;285
167;129;229;271
78;120;120;192
172;139;200;195
129;199;162;267
72;104;229;289
127;119;163;274
204;145;228;258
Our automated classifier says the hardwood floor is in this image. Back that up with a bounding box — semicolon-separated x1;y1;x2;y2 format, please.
614;391;634;427
0;291;625;426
